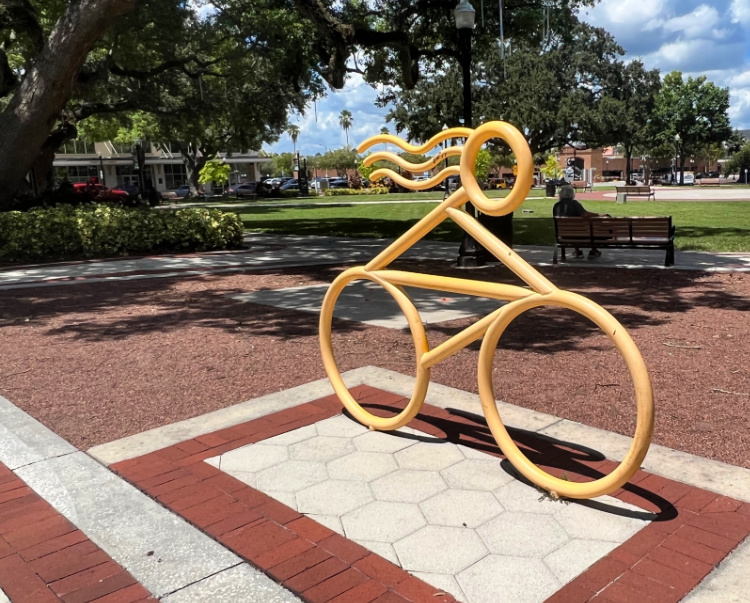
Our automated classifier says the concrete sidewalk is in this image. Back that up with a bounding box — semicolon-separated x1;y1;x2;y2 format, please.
1;234;748;292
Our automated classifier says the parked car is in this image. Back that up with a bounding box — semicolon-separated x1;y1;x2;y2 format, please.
227;182;257;198
72;181;128;200
112;183;140;197
162;184;192;199
681;172;695;185
327;178;350;189
280;179;299;191
268;177;293;188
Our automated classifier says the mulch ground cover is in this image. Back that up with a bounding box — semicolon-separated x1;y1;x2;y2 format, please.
0;261;747;470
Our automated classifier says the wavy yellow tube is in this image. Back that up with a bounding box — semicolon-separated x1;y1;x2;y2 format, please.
357;128;473;154
370;166;461;191
319;121;654;500
363;146;463;171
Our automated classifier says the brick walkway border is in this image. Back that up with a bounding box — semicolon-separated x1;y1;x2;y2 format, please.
0;463;154;603
112;386;750;603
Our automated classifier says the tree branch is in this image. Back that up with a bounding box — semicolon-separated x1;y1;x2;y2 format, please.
1;0;45;54
0;48;18;97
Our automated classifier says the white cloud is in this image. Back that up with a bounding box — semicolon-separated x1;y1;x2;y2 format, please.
586;0;668;27
730;0;750;24
266;74;391;155
662;5;719;38
581;0;750;127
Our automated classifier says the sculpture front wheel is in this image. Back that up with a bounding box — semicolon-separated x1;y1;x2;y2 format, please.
477;290;655;499
319;267;431;431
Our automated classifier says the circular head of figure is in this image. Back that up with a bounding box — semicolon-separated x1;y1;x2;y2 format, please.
559;185;575;201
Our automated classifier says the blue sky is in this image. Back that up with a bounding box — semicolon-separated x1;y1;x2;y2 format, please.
265;0;750;156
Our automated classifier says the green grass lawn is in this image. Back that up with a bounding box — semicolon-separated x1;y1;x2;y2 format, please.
236;197;750;252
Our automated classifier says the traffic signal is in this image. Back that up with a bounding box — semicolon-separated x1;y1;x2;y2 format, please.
512;165;518;176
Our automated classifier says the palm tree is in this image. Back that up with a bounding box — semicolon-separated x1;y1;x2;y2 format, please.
339;110;353;148
286;125;300;154
380;127;390;153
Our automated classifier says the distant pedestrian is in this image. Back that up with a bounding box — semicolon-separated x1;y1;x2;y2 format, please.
553;185;609;259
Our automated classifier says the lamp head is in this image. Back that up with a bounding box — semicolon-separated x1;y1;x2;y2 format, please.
454;0;476;29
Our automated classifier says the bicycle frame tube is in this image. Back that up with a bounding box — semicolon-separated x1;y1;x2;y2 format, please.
445;207;557;296
364;189;468;272
319;122;655;499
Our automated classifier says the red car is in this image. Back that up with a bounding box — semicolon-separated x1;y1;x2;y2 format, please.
72;180;128;200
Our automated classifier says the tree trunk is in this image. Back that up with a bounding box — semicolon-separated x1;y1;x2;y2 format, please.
31;122;79;195
0;0;136;208
178;147;207;196
624;149;632;184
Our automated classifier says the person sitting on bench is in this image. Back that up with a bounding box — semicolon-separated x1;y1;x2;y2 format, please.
553;185;609;259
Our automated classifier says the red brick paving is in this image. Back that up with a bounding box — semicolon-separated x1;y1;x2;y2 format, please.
111;386;750;603
0;463;154;603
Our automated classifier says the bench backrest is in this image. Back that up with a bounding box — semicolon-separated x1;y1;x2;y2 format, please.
630;217;672;240
616;186;651;193
555;216;672;243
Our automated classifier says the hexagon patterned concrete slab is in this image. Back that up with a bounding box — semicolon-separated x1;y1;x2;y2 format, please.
206;414;651;603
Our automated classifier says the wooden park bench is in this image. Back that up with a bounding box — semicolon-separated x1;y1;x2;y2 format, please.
554;216;675;266
571;180;592;192
615;185;655;200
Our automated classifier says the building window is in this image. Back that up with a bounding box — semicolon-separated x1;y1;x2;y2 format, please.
164;164;187;189
58;140;94;155
110;142;133;155
55;165;98;183
116;166;138;187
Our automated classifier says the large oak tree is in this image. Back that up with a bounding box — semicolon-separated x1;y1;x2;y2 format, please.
0;0;323;204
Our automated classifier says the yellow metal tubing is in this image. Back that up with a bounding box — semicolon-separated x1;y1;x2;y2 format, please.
445;207;557;296
364;147;463;171
460;122;534;216
375;270;533;302
319;266;430;430
319;121;655;499
477;290;654;499
364;190;467;271
357;128;473;154
371;166;461;191
420;306;508;369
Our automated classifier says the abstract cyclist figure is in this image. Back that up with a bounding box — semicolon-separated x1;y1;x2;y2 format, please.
319;122;654;500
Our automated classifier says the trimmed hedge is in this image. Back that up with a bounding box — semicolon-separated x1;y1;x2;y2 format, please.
0;204;244;262
324;187;389;196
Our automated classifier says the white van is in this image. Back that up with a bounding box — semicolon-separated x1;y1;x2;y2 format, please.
682;172;695;185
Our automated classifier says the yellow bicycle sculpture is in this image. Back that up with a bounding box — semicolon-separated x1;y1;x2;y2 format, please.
319;121;654;500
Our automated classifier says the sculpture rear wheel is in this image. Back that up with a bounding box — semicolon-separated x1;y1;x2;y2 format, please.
319;266;431;431
477;290;655;499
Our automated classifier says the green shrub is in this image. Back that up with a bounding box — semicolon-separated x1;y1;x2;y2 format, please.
324;186;389;196
0;204;244;262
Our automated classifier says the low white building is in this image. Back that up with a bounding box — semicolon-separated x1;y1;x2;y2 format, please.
52;141;265;193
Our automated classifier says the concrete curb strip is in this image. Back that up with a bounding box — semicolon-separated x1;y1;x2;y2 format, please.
91;367;750;504
0;394;300;601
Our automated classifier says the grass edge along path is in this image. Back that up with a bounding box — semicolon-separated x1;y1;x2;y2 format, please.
237;198;750;253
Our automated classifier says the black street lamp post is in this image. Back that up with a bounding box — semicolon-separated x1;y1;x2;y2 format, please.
454;0;513;268
454;0;485;268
